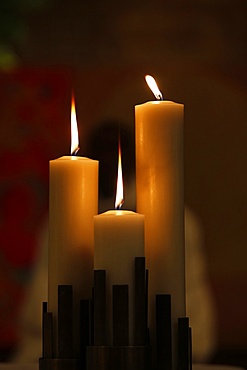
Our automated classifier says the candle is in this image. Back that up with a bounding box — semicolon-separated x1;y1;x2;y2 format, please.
135;76;185;365
48;95;98;357
94;138;144;345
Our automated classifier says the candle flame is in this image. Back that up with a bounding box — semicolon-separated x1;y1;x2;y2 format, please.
70;94;80;155
115;137;124;210
145;75;163;100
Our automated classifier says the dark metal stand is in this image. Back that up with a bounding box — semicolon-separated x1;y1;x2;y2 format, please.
39;257;192;370
87;346;151;370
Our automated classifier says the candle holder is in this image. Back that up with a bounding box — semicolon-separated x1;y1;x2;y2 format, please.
39;257;192;370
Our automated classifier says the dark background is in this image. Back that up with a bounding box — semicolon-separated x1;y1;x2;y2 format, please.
0;0;247;366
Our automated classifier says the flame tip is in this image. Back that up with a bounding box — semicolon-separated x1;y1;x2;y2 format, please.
70;95;79;155
145;74;163;101
115;138;124;209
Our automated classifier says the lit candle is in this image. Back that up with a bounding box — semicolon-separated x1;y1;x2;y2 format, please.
135;76;185;364
48;95;98;357
94;137;144;345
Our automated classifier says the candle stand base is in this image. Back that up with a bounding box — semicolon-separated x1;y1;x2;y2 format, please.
39;257;191;370
39;358;82;370
86;345;151;370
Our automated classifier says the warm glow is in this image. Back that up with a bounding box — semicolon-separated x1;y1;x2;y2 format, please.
115;137;124;210
70;94;80;155
145;75;163;100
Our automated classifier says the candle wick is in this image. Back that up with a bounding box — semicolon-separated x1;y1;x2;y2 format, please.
157;93;164;101
116;199;124;210
71;147;80;156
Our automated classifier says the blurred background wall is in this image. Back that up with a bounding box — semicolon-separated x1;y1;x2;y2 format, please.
0;0;247;366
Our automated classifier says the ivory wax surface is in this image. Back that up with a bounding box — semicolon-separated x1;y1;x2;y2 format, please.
135;101;185;364
49;155;98;356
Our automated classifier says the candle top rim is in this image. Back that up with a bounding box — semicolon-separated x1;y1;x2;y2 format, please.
95;210;144;217
50;155;98;162
137;100;183;106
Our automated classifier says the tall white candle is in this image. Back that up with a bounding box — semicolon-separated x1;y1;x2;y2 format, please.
135;76;185;366
48;97;98;357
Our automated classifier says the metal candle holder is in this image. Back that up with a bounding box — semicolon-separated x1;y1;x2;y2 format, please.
39;257;192;370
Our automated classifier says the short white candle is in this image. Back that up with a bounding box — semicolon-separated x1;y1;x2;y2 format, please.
94;210;144;345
